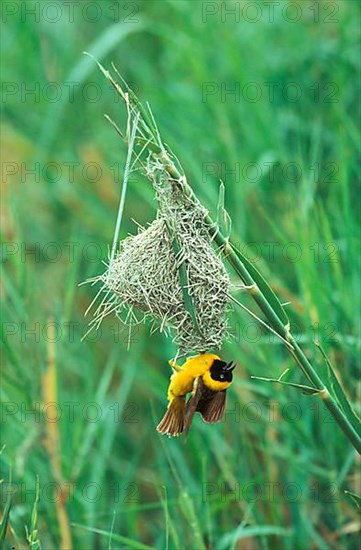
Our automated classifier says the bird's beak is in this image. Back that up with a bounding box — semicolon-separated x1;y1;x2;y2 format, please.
225;361;236;372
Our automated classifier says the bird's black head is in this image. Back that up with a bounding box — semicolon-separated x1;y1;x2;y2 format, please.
210;360;236;383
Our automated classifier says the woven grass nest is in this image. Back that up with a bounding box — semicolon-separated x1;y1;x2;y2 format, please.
90;160;231;353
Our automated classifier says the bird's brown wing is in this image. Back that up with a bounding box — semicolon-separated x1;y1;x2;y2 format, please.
196;390;227;423
184;377;204;435
184;378;228;431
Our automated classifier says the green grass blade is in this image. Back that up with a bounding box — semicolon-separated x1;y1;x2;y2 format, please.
0;486;12;546
167;224;203;338
231;243;289;327
71;524;154;549
315;341;361;435
251;376;319;395
344;491;361;508
217;181;232;239
39;22;145;154
218;525;292;550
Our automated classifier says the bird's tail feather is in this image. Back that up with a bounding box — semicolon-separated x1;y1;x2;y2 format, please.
157;396;185;437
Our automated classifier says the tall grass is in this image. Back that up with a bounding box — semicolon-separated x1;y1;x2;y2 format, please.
1;1;360;548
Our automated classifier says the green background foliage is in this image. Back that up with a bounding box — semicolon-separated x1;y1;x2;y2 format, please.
1;1;360;548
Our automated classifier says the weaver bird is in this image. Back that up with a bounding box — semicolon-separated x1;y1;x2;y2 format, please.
157;353;236;437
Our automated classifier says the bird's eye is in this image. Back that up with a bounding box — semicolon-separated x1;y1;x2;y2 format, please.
220;374;224;379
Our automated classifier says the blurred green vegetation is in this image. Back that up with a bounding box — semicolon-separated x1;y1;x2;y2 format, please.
1;0;360;548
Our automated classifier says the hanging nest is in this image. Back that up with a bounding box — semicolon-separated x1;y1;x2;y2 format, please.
89;158;231;354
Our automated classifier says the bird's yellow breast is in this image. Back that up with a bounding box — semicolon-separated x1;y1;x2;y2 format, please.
167;353;221;401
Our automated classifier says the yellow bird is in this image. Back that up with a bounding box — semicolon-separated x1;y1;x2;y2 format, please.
157;353;236;437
